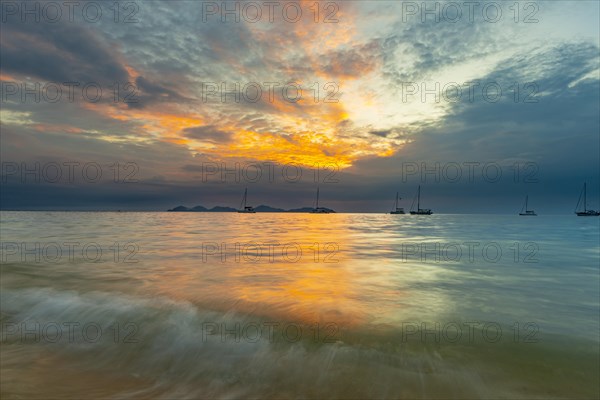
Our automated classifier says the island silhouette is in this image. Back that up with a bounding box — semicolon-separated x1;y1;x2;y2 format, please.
168;205;334;213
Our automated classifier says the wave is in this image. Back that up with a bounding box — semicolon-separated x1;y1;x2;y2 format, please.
2;287;598;399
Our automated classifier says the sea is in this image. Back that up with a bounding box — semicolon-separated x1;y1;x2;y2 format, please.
1;211;598;399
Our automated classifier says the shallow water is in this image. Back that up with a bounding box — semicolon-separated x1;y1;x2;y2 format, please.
1;212;598;399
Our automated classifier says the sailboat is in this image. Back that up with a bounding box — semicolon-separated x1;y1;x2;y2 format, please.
575;183;599;216
390;192;405;214
310;187;335;213
237;188;256;213
409;186;432;215
519;195;537;216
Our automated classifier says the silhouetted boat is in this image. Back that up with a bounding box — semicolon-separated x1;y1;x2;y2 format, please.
390;192;405;214
310;187;335;213
237;188;256;213
519;195;537;216
575;183;599;216
409;186;432;215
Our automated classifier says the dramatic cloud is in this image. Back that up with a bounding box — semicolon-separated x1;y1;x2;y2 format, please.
1;0;598;211
183;125;233;143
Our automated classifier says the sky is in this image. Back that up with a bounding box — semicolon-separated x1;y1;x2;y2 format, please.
1;0;599;213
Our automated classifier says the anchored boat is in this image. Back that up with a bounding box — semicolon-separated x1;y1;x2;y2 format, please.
310;187;335;213
409;186;432;215
390;192;405;214
237;188;256;213
519;195;537;216
575;183;599;216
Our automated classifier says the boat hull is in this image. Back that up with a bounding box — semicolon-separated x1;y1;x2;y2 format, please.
576;211;600;216
574;184;598;216
310;207;335;214
410;210;432;215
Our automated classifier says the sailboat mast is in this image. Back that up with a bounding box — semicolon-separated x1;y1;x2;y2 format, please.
316;187;320;209
417;186;421;210
243;188;247;208
584;183;587;212
525;195;528;211
395;192;399;209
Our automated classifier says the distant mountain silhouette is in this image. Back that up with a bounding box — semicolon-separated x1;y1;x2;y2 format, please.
286;207;316;213
208;206;237;212
254;205;286;212
168;205;329;213
169;205;190;212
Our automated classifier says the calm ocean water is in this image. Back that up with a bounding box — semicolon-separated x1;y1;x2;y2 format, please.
1;211;598;399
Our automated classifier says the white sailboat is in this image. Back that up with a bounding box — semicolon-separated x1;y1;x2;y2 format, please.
390;192;405;214
409;186;432;215
575;183;599;216
519;195;537;216
237;188;256;213
310;187;335;213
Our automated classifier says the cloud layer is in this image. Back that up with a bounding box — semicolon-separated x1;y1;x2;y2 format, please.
1;0;599;211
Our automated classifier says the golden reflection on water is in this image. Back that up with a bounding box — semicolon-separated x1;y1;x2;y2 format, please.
2;212;599;399
139;213;455;329
153;214;369;327
0;212;460;329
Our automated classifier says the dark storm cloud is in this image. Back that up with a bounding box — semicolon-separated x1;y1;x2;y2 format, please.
346;41;600;213
0;122;194;184
0;94;146;139
1;19;129;84
1;1;598;212
100;1;267;80
125;75;195;109
367;41;600;164
380;11;512;84
319;41;382;78
181;164;203;173
182;125;233;143
370;129;392;137
0;4;197;110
